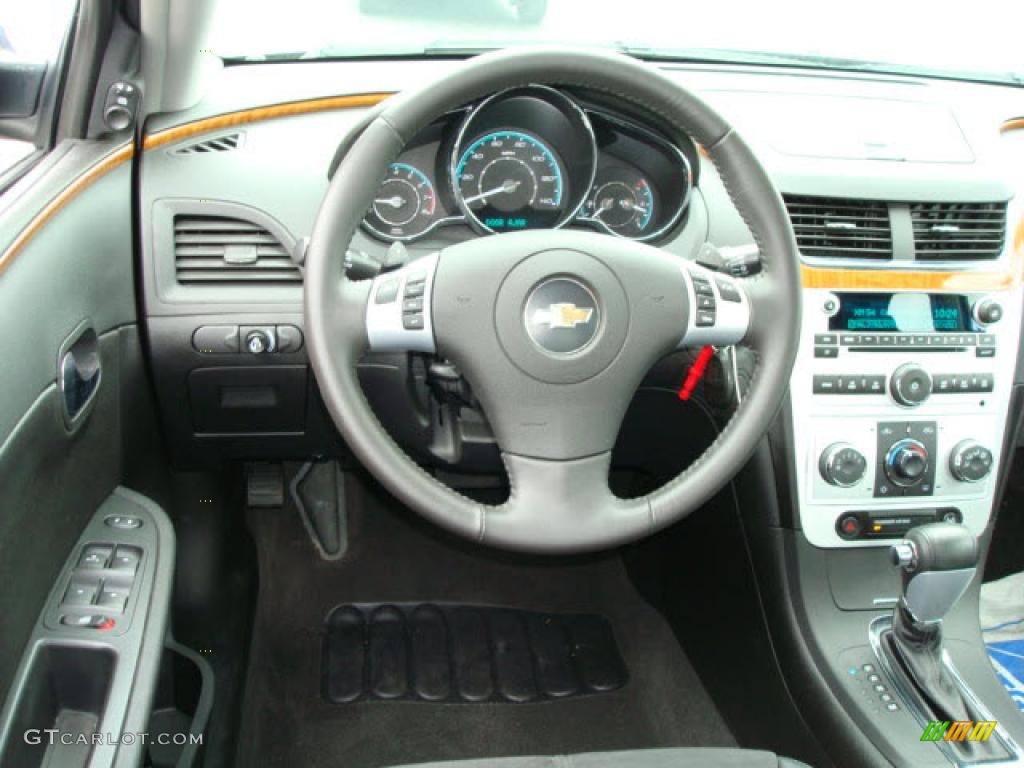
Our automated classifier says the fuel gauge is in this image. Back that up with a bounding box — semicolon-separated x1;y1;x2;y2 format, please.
584;168;656;239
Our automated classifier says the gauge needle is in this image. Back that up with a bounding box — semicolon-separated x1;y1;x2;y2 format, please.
462;179;521;205
374;196;406;209
620;199;648;214
591;197;614;220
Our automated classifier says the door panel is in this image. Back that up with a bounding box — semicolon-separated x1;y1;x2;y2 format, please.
0;140;137;701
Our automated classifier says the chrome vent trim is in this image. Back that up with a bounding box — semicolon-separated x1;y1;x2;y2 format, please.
910;201;1007;261
783;195;893;260
174;215;300;285
172;132;244;156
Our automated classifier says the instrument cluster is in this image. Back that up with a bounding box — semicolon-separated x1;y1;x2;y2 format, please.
361;86;696;244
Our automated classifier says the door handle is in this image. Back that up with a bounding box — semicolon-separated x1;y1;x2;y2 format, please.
57;322;101;429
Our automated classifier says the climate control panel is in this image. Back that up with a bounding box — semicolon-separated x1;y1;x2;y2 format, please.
791;286;1020;548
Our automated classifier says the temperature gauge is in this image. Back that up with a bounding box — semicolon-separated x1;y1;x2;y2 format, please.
363;163;440;241
585;168;656;239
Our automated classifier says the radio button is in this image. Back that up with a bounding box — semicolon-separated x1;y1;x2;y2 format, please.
977;347;996;358
840;334;859;345
815;334;837;345
813;375;838;394
879;334;895;346
815;347;838;359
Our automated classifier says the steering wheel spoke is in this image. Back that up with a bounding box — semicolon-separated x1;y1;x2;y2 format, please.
486;452;650;553
675;257;751;349
365;252;440;353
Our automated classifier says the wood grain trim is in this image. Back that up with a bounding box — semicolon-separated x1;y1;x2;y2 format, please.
1000;118;1024;134
0;144;135;278
142;92;394;152
801;212;1024;292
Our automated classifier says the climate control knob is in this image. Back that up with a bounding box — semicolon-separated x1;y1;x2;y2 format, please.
890;364;932;407
819;443;868;487
885;439;929;487
949;440;993;483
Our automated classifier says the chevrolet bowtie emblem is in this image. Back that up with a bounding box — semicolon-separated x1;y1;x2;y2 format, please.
532;303;594;329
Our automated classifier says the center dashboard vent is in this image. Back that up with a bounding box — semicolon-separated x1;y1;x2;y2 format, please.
910;202;1007;261
783;195;893;260
174;215;300;285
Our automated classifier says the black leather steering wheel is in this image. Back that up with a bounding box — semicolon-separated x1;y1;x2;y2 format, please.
305;47;801;554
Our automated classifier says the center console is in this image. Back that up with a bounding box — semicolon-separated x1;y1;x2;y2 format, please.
791;285;1022;549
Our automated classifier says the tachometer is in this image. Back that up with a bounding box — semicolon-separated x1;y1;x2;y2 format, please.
454;130;565;232
363;163;439;241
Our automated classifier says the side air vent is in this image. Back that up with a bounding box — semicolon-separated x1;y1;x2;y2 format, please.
910;202;1007;261
174;216;300;285
172;132;244;156
783;195;893;260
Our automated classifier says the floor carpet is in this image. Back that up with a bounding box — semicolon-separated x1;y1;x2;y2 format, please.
234;471;735;768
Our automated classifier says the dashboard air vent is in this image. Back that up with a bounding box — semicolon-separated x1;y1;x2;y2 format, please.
910;202;1007;261
172;132;244;156
783;195;893;260
174;216;300;285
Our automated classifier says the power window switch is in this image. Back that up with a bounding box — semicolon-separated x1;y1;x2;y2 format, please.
63;579;99;606
110;546;142;574
78;545;112;570
96;585;130;612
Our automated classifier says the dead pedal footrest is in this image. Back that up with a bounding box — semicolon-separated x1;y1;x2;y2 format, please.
322;602;628;704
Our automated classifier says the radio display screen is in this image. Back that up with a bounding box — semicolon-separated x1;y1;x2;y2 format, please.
830;293;970;333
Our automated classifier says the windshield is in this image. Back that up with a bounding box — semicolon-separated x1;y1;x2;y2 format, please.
209;0;1023;85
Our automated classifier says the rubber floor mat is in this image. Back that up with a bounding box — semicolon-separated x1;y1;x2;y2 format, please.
322;603;629;704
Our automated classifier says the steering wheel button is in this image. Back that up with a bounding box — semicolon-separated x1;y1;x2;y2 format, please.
403;297;424;312
403;313;425;331
697;295;715;310
696;311;716;327
375;278;400;304
404;282;425;299
716;279;741;302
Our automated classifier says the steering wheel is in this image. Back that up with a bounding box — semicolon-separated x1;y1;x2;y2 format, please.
306;48;801;554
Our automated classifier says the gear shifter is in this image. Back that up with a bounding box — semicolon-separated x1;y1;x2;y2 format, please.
888;523;984;747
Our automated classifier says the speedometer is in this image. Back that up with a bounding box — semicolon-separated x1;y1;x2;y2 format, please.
454;130;565;232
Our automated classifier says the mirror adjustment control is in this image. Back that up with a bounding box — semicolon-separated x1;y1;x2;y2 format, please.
244;329;274;355
949;440;993;483
890;364;932;406
819;443;867;487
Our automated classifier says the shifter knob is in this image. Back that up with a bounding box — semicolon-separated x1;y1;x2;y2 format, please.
890;523;978;624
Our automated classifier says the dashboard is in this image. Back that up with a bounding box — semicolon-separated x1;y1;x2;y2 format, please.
356;85;696;244
137;56;1024;552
